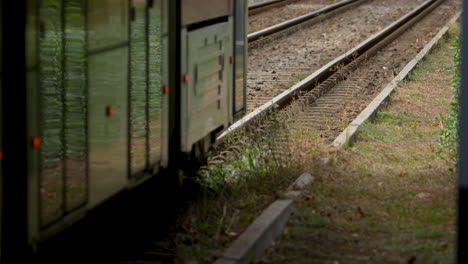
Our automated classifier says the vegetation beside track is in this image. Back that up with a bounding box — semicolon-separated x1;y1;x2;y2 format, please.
261;26;459;264
167;110;306;263
439;34;460;161
145;20;461;264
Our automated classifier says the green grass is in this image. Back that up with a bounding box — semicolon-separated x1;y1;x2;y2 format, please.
374;111;418;124
438;35;460;161
169;108;309;262
261;25;459;264
415;228;446;239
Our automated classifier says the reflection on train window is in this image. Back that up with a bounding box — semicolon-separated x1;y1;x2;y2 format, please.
39;0;88;226
39;0;66;225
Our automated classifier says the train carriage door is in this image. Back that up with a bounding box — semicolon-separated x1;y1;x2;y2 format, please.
180;0;234;153
88;0;129;207
234;0;248;118
129;0;167;180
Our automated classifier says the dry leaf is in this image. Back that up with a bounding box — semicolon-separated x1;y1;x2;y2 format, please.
357;207;367;218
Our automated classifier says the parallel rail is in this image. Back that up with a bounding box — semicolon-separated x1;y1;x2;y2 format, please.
248;0;285;11
218;0;442;143
248;0;361;42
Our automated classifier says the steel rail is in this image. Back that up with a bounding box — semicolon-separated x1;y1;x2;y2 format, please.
218;0;440;143
248;0;360;42
248;0;285;11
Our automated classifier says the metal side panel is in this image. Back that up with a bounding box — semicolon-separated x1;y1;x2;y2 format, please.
88;48;129;207
181;21;233;153
182;0;233;26
227;17;234;124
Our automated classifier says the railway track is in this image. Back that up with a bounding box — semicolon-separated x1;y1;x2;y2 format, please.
246;0;421;114
218;0;458;144
248;0;345;33
248;0;361;41
249;0;285;11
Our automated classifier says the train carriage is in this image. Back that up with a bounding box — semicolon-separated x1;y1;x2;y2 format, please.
0;0;247;261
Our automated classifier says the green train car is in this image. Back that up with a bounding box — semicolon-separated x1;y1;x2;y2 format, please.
0;0;247;261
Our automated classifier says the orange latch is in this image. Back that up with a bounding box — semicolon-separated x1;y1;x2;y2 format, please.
183;74;189;83
106;105;115;117
163;85;170;94
230;56;234;64
32;136;41;149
